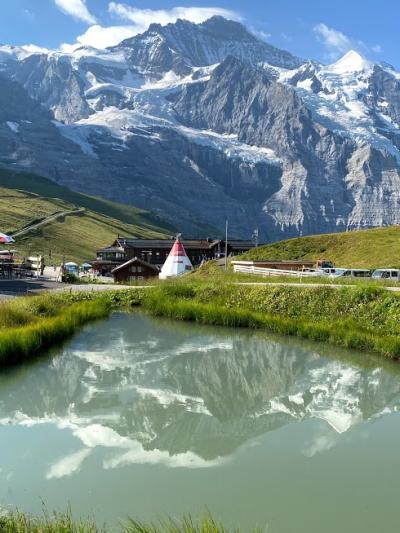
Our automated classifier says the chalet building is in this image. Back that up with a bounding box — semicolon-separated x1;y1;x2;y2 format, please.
92;237;255;276
112;257;159;283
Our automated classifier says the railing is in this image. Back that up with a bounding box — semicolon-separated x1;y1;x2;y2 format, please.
233;265;321;278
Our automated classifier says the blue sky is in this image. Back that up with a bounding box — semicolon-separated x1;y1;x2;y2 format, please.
1;0;399;67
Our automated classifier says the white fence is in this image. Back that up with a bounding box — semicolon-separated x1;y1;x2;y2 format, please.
233;264;321;278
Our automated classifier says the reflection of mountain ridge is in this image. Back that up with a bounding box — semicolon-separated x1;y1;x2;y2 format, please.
1;313;400;464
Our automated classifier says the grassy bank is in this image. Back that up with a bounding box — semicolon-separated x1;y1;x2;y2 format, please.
3;272;400;366
137;279;400;359
238;225;400;269
0;293;111;367
0;511;233;533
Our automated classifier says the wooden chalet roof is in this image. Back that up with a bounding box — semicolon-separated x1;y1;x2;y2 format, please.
111;256;160;274
114;238;220;250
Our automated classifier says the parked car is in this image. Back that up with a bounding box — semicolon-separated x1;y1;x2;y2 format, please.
330;268;371;278
371;269;400;280
319;267;337;275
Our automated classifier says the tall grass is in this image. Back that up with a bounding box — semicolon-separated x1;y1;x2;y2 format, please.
124;515;236;533
0;297;111;367
140;282;400;359
0;511;238;533
0;509;102;533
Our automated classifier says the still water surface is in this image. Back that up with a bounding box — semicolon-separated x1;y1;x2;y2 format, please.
1;313;400;532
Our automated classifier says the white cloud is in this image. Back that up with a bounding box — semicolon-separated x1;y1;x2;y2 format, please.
108;3;241;31
60;4;242;50
302;432;338;458
46;448;92;479
54;0;97;25
313;23;382;61
313;23;352;57
61;24;139;50
22;44;50;54
250;28;271;42
372;44;382;54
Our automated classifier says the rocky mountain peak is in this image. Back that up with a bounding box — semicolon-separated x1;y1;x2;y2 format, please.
199;16;253;40
113;16;303;73
327;50;372;74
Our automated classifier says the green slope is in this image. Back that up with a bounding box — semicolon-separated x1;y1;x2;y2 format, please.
238;226;400;269
0;169;173;263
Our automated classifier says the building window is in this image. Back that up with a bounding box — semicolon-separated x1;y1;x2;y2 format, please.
129;266;137;273
137;266;143;273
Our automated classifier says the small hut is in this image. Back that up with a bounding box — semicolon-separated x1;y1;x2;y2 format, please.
112;257;159;283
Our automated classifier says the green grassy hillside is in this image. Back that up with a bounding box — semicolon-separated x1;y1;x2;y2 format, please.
0;169;173;263
238;226;400;269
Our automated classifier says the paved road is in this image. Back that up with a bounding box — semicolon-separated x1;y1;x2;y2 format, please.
0;279;145;299
0;279;60;298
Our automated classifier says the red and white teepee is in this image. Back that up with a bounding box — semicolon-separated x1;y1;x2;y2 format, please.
0;232;14;244
159;236;193;279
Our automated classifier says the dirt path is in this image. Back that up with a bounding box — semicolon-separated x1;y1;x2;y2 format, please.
11;207;85;238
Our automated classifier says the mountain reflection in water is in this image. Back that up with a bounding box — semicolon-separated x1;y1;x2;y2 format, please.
1;312;400;478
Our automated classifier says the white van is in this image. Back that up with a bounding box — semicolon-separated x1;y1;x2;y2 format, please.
330;268;371;278
372;269;400;280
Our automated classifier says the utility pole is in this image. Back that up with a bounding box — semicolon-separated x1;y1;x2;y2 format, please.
224;219;228;271
253;228;259;248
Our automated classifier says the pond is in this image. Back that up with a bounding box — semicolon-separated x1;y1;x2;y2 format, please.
1;312;400;532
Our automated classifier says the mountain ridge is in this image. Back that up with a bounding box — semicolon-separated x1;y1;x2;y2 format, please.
0;16;399;241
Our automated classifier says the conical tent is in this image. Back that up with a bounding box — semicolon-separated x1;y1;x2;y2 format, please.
159;237;193;279
0;232;14;244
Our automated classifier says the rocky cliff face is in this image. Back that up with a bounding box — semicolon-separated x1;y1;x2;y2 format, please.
0;18;399;240
114;16;303;77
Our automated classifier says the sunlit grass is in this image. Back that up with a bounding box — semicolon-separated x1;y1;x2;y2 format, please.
139;280;400;359
0;511;242;533
237;225;400;269
0;294;111;367
0;509;102;533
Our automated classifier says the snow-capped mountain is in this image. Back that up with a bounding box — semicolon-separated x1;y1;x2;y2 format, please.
0;16;400;239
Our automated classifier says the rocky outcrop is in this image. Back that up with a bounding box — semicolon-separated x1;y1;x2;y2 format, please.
13;54;92;124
